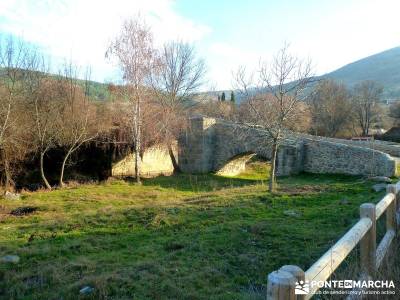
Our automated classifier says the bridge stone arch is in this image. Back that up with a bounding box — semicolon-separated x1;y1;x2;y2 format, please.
178;116;304;176
178;116;397;177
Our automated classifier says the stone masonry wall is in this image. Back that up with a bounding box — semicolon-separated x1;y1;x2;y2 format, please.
302;139;396;176
178;117;217;173
112;145;174;177
300;134;400;158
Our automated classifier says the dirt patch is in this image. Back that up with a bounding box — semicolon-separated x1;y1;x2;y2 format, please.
164;241;184;252
183;194;215;205
10;206;38;216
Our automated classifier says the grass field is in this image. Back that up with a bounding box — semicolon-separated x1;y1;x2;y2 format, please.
0;161;391;299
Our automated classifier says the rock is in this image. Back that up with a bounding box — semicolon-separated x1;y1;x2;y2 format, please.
340;198;349;205
369;176;392;183
4;191;21;200
80;286;94;295
283;209;301;218
10;206;37;216
372;183;387;192
1;255;20;264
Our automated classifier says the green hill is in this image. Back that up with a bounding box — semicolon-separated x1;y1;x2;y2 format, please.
75;78;110;101
0;68;111;101
323;47;400;99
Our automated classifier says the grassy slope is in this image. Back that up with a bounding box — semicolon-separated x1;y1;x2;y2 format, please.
0;163;389;299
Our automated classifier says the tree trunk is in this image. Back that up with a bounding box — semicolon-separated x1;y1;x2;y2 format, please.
59;149;73;187
134;98;141;184
269;140;278;193
168;143;180;173
40;151;51;190
134;144;141;184
4;159;12;191
3;155;13;192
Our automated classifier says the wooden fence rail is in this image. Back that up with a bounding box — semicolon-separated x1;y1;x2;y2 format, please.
267;181;400;299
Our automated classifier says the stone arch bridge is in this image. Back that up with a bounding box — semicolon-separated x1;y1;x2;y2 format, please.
178;116;397;177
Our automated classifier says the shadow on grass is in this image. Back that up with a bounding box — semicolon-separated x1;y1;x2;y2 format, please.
141;173;266;192
140;172;364;193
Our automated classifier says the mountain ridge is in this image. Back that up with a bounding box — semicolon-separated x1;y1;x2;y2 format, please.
322;46;400;99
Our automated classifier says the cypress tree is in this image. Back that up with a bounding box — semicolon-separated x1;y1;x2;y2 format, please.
221;92;226;101
230;91;235;103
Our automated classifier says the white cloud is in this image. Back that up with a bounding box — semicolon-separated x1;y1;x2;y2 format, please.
290;0;400;75
2;0;400;89
0;0;211;82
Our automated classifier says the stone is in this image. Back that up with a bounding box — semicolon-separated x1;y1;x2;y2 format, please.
283;210;301;218
4;191;21;200
340;198;349;205
372;183;387;192
10;206;37;216
112;145;175;178
1;255;20;264
80;286;94;295
369;176;392;183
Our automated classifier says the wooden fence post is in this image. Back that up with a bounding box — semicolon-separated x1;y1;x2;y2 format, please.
267;268;296;300
280;265;305;300
360;203;376;277
386;185;397;232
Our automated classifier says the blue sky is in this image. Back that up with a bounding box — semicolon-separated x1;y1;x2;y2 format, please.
1;0;400;90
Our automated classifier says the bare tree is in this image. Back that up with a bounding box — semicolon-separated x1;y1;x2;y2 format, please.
308;79;353;137
25;55;61;190
151;41;206;171
233;44;313;192
57;63;98;186
106;17;157;183
351;80;383;136
0;36;33;190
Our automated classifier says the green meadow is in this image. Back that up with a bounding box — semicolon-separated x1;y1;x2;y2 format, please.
0;161;387;299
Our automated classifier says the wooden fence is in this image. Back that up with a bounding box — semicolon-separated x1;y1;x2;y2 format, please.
267;181;400;299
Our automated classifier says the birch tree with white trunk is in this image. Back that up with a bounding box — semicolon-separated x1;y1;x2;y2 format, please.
106;17;158;183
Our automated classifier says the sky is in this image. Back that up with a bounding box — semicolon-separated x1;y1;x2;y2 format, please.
1;0;400;90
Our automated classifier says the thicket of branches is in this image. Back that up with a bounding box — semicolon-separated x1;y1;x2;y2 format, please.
0;37;105;191
0;18;207;190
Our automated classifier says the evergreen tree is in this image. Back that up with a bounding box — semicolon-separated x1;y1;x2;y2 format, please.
230;91;235;103
221;91;226;101
217;95;220;101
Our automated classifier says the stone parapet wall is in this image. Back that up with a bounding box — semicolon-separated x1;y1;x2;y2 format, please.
298;134;400;158
302;139;396;176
